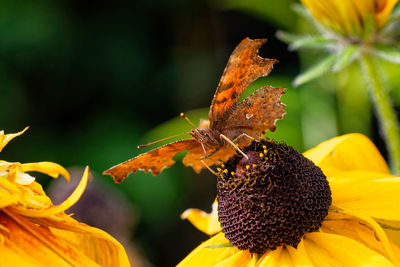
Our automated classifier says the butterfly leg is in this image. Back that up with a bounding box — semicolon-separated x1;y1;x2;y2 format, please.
232;133;254;144
220;134;249;159
200;143;219;159
200;159;217;176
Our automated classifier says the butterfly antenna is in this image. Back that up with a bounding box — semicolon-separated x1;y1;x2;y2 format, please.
137;132;189;149
180;113;196;128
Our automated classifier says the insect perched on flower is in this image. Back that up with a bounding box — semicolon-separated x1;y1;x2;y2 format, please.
104;38;286;183
180;134;400;266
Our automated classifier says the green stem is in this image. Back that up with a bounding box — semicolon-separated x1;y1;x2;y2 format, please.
359;53;400;175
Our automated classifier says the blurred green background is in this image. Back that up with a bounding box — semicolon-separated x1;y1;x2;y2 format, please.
1;0;399;266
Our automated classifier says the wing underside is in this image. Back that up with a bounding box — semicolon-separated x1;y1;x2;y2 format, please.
103;139;238;183
216;86;286;139
209;38;278;126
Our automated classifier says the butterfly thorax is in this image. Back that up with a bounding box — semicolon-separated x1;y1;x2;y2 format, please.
189;128;224;149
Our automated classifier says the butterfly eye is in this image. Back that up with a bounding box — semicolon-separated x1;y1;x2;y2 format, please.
245;113;254;120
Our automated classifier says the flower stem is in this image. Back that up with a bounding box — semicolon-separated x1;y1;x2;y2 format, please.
359;53;400;175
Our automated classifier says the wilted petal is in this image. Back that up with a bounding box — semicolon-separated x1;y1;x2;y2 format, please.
21;162;70;181
0;127;29;153
14;171;35;185
10;167;89;217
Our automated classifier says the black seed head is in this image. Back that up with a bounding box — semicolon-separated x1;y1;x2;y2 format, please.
217;139;332;254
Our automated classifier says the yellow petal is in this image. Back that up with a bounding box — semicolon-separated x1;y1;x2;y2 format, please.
257;246;313;267
10;166;89;217
303;232;394;266
50;225;130;267
21;162;70;181
0;191;19;208
375;218;400;247
213;251;252;267
0;210;100;267
0;127;29;153
376;0;399;27
330;171;400;220
296;239;337;267
0;245;46;267
181;201;222;235
177;232;239;267
303;134;389;178
28;213;130;266
322;210;400;264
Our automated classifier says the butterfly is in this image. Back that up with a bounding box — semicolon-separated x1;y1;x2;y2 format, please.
103;37;286;183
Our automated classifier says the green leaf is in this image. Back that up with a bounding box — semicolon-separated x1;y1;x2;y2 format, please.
205;243;233;249
276;31;304;44
291;3;312;20
388;4;400;22
289;36;333;51
375;44;400;64
333;45;359;71
293;54;336;87
290;3;330;35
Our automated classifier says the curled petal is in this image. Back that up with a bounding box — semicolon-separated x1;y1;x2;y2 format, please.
10;167;89;217
0;127;29;153
21;162;70;182
181;201;221;235
14;171;35;185
303;133;389;178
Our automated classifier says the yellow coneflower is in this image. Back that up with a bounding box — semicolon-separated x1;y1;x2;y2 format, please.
0;128;130;266
278;0;400;175
179;134;400;266
301;0;399;36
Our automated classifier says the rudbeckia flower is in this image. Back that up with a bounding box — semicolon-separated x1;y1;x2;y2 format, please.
0;128;130;266
278;0;400;175
179;134;400;266
301;0;398;36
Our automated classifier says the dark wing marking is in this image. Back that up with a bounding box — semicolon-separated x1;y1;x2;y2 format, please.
103;139;199;183
215;86;286;140
209;38;278;127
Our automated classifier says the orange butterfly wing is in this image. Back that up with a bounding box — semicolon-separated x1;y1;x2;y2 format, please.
103;139;198;183
209;38;278;127
182;146;237;173
215;86;286;140
103;139;237;183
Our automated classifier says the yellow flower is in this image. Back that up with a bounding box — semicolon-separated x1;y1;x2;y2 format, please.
0;128;130;266
301;0;399;36
179;134;400;266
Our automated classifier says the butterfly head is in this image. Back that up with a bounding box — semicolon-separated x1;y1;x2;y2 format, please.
189;128;223;149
